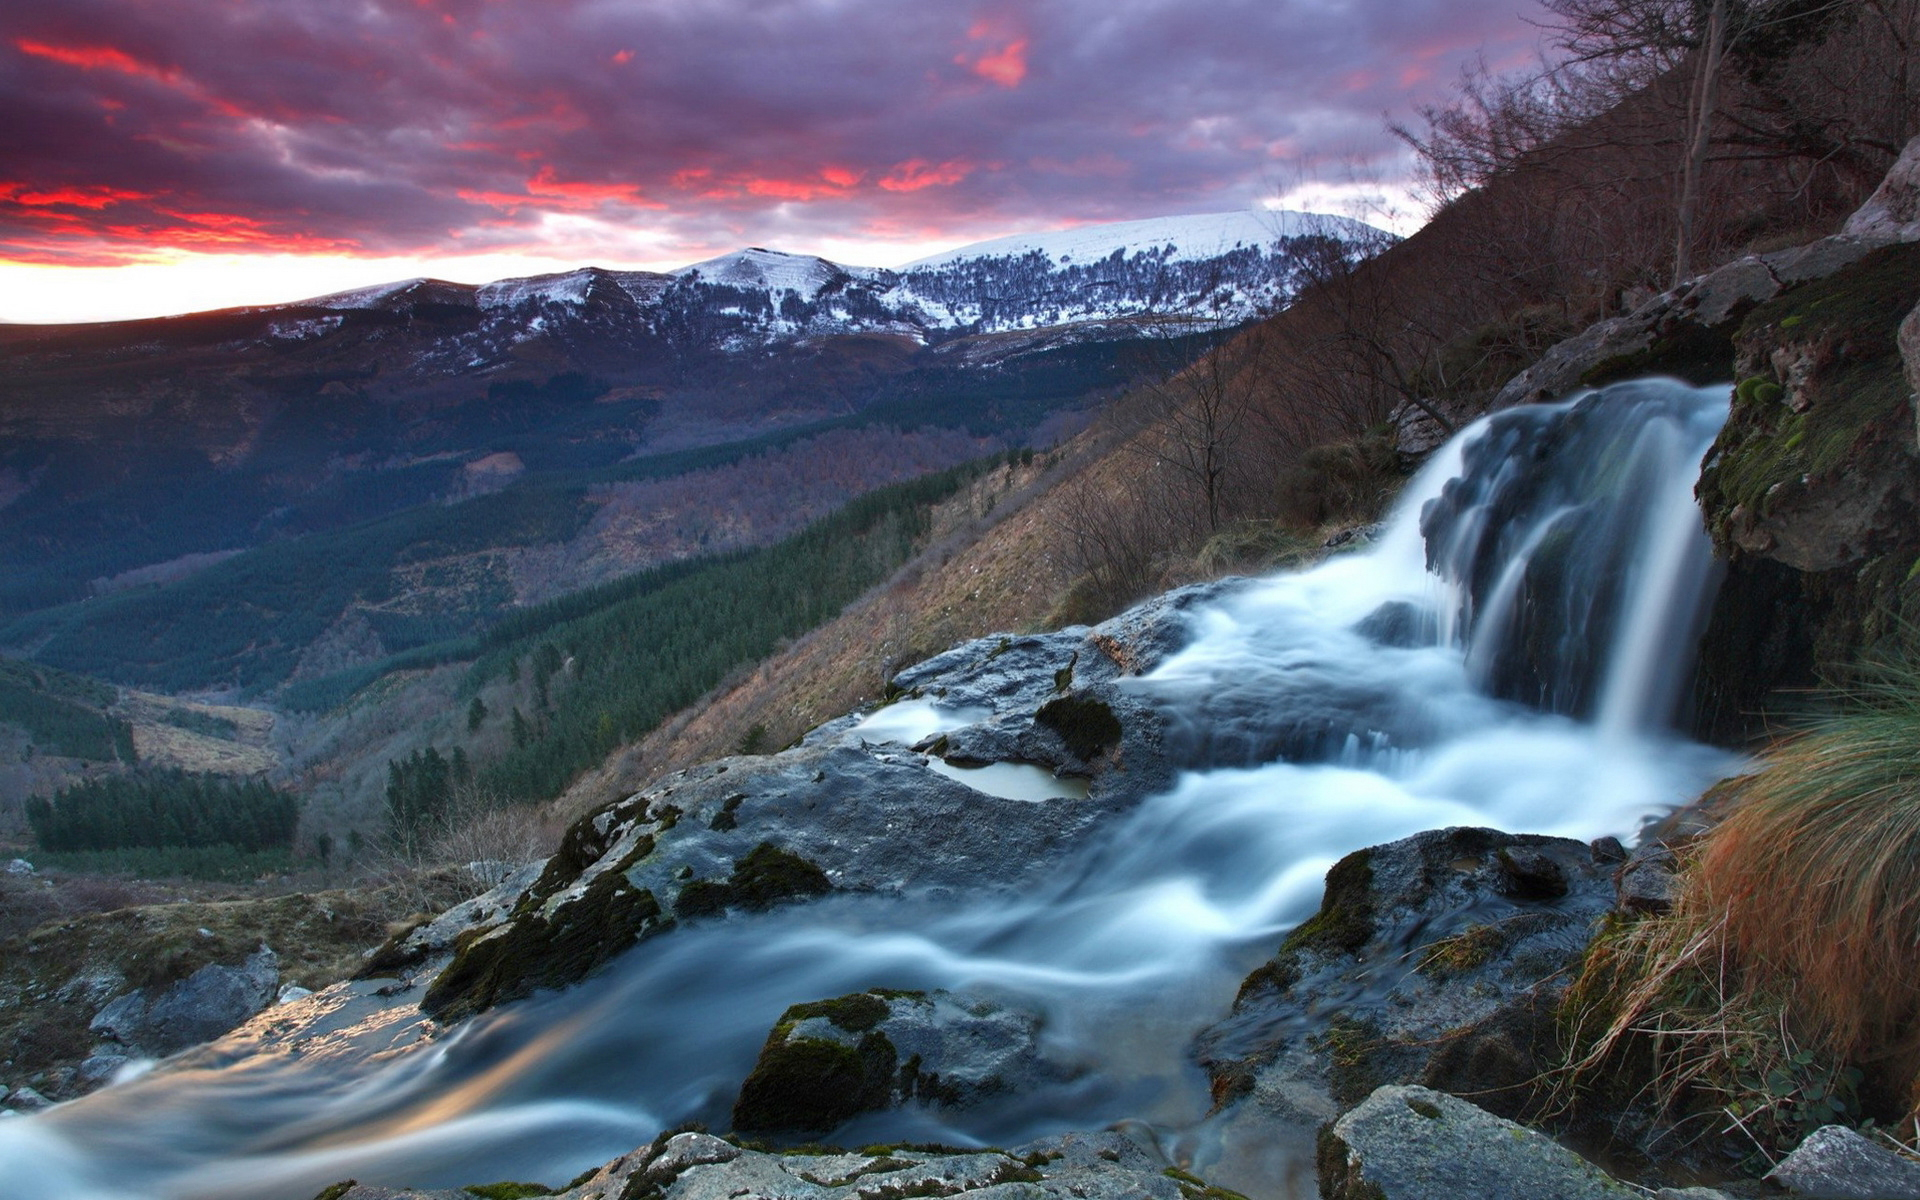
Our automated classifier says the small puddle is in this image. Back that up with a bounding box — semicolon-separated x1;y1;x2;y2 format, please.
926;758;1090;802
851;699;992;746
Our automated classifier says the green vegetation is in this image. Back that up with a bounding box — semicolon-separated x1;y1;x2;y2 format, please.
675;843;832;919
464;1183;555;1199
29;845;299;883
421;834;665;1022
25;770;298;854
471;458;1002;803
384;745;471;851
4;484;591;694
156;707;239;739
732;995;901;1135
1701;242;1920;523
0;658;132;762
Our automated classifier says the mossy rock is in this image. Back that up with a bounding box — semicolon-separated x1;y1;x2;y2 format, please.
422;837;665;1023
1033;694;1122;760
732;1030;899;1134
1579;318;1735;389
464;1184;554;1199
1278;848;1376;957
779;991;891;1034
674;842;833;920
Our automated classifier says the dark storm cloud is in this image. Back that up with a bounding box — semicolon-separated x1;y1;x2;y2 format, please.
0;0;1547;266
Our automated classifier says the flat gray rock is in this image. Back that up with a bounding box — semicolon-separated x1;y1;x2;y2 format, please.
1322;1085;1637;1200
1844;135;1920;242
89;946;278;1058
1768;1125;1920;1199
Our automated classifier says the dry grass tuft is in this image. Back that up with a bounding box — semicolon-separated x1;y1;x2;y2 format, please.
1557;666;1920;1163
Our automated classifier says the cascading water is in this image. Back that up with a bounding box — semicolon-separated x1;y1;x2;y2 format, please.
0;379;1740;1200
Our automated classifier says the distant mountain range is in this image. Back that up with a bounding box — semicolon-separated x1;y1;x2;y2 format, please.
0;209;1387;701
288;209;1383;346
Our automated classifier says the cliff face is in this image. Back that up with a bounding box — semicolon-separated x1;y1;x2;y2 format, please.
1692;241;1920;739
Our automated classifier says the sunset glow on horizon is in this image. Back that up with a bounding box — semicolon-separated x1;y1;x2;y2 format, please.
1;0;1549;324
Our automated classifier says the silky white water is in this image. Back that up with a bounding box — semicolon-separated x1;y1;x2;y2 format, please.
0;380;1739;1199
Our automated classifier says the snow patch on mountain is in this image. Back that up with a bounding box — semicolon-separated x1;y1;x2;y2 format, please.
674;248;858;296
900;210;1374;272
477;270;598;310
291;278;430;310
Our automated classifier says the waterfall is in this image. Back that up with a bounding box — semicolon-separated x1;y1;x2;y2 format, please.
0;379;1739;1200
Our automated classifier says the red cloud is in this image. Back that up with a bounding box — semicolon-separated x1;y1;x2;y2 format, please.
0;183;151;209
878;159;973;193
956;19;1027;88
459;166;663;213
14;37;176;82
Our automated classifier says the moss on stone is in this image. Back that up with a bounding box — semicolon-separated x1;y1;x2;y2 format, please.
731;1030;899;1134
674;843;833;920
782;991;891;1034
1313;1014;1387;1106
1165;1166;1253;1200
463;1183;554;1199
311;1184;357;1200
1417;924;1509;979
673;878;733;918
1279;848;1376;958
732;843;832;909
1034;693;1121;760
1580;319;1735;389
422;837;664;1023
1315;1121;1388;1200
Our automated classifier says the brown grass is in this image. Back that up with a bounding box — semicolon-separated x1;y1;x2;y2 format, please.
1558;673;1920;1162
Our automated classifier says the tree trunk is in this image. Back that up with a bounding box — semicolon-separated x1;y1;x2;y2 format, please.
1673;0;1727;286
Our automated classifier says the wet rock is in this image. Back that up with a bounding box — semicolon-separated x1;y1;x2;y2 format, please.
732;988;1075;1134
1417;990;1562;1122
1616;845;1681;915
1843;135;1920;243
4;1085;52;1113
1354;600;1438;649
1589;836;1628;864
74;1053;130;1088
410;595;1205;1025
1767;1125;1920;1199
90;946;278;1058
1319;1085;1638;1200
1198;828;1612;1133
1497;847;1568;900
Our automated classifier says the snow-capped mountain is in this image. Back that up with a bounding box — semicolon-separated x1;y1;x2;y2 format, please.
262;210;1384;358
658;209;1387;340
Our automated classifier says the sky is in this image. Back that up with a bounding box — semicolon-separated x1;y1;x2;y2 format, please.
0;0;1550;324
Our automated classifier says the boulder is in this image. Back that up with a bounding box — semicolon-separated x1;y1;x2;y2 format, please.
1198;827;1616;1132
731;988;1076;1135
89;946;278;1058
1767;1125;1920;1199
1615;844;1681;915
1843;135;1920;242
1319;1085;1638;1200
2;1085;52;1113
